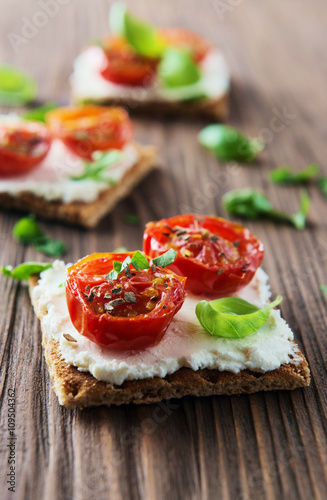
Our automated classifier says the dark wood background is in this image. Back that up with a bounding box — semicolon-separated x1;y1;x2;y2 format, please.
0;1;326;499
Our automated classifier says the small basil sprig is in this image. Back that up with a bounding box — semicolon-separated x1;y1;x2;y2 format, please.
109;2;165;58
223;188;310;230
1;262;52;281
317;177;327;200
0;65;37;106
158;48;201;87
320;285;327;297
269;163;320;184
152;249;176;267
71;150;123;183
22;102;59;123
106;252;149;280
106;249;176;280
196;295;282;338
198;124;264;163
13;215;67;257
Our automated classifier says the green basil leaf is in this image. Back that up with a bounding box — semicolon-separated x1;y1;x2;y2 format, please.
124;214;140;225
198;124;264;163
269;163;320;184
22;102;59;123
131;251;149;271
72;150;123;183
0;66;37;106
317;176;327;199
106;256;132;280
196;295;282;338
287;189;310;230
33;237;67;257
158;48;201;87
12;215;67;256
223;188;273;219
1;262;52;281
320;285;327;297
152;249;177;268
109;2;165;58
12;215;43;244
223;188;310;230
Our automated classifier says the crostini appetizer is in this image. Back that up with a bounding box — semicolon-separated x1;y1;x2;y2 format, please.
71;3;229;119
0;106;157;227
23;215;309;408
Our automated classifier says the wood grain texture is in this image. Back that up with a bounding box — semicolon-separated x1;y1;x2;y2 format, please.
0;0;326;499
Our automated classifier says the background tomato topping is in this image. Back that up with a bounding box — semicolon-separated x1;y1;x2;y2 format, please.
158;27;211;63
46;105;134;160
143;214;264;295
66;252;186;350
100;36;159;87
0;121;51;177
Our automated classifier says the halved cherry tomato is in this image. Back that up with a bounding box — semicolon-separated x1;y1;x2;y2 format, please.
143;214;264;295
158;27;211;63
46;105;134;160
100;36;158;87
0;120;51;177
66;252;186;350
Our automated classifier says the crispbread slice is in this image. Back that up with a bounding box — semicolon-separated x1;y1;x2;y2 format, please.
29;276;310;409
74;93;229;120
0;142;157;228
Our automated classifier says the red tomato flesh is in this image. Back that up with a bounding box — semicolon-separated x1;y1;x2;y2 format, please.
100;36;158;87
0;121;51;177
46;105;134;160
66;252;186;350
143;215;264;295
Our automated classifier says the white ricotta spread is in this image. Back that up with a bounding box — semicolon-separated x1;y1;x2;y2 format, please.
71;46;230;103
0;118;140;204
31;260;301;385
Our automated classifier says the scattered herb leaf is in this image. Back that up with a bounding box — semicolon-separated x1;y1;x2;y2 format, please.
152;249;177;268
12;215;67;256
320;285;327;297
159;48;201;87
22;102;59;123
12;215;43;243
198;124;264;163
196;295;282;338
113;246;128;252
124;214;140;225
0;65;37;106
71;150;123;183
317;177;327;199
222;188;310;230
269;163;320;185
1;262;52;281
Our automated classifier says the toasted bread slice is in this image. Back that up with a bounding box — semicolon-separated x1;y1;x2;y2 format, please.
0;142;157;228
74;93;229;120
29;275;310;409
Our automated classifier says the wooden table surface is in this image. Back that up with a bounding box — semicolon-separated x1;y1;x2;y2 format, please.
0;1;326;499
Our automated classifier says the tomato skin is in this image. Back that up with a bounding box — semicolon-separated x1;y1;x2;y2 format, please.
158;27;211;63
0;121;51;177
100;36;158;87
143;215;264;296
46;105;134;160
66;252;186;351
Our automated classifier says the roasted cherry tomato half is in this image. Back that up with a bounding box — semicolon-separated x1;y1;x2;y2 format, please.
66;252;186;351
143;214;264;296
46;105;134;160
100;36;158;87
0;120;51;177
158;27;211;63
